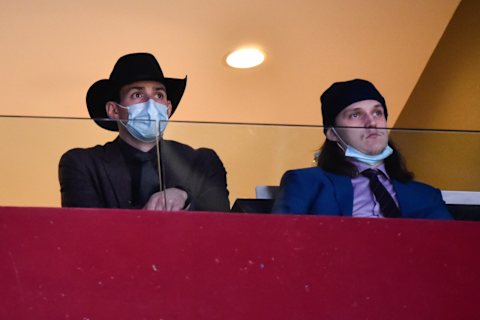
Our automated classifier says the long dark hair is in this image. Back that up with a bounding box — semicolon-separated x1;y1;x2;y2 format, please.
317;139;414;182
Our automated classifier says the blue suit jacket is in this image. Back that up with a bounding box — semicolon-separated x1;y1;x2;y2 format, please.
272;167;452;220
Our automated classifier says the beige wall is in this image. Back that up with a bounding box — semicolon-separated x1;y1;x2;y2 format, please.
393;0;480;191
0;1;458;125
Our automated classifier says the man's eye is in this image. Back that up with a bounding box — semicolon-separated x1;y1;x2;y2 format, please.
132;92;143;99
349;113;359;118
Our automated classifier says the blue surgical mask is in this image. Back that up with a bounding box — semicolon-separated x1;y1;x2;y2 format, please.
117;99;169;142
344;144;393;165
331;128;393;165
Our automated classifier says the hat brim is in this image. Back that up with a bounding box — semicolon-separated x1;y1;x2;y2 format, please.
86;76;187;131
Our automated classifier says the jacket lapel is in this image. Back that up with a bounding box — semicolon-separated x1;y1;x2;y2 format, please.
158;140;189;189
101;138;132;208
392;180;409;217
325;172;353;216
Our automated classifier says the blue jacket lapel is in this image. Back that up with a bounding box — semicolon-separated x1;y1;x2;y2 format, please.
326;172;353;216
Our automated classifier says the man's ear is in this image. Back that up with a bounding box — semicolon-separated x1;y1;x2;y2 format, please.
105;101;119;120
326;128;339;142
166;100;173;117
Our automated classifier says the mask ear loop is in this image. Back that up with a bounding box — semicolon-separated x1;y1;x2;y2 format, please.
114;103;130;127
330;127;348;153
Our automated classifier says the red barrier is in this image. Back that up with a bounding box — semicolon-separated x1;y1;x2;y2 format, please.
1;206;479;319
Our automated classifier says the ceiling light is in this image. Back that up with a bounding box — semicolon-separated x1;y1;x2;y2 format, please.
226;48;265;69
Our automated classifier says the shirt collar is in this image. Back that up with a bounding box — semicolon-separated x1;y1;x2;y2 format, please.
351;159;390;179
118;137;157;163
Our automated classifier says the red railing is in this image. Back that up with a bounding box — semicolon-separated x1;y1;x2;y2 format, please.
1;206;479;319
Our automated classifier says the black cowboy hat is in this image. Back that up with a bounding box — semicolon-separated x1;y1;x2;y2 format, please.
86;52;187;131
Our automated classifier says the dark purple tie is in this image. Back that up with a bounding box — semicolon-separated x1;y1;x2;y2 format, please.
361;169;401;218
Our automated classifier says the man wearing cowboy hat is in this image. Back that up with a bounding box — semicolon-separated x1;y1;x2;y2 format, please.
272;79;451;219
59;53;230;212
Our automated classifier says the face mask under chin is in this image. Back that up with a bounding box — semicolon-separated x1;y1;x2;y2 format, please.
330;128;393;166
344;144;393;166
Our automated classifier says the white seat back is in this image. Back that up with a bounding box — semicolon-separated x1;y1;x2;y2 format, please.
255;187;480;205
255;186;280;199
441;191;480;205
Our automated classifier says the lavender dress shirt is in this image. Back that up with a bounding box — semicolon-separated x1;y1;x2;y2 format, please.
351;161;398;218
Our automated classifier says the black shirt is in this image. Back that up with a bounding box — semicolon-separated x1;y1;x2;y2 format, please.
118;138;159;208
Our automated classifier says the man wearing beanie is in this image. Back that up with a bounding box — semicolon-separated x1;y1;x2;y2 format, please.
272;79;451;219
59;53;230;212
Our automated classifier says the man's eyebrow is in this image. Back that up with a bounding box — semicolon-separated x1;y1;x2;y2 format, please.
343;107;361;113
153;85;167;91
124;86;145;92
123;84;167;94
344;104;383;113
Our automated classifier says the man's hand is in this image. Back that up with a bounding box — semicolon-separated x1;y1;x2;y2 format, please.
143;188;189;211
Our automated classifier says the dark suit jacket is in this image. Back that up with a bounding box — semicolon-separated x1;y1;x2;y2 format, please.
59;138;230;212
272;167;452;219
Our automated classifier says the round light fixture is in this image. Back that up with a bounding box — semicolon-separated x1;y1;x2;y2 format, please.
226;48;265;69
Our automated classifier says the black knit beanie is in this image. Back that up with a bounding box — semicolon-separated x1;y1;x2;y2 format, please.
321;79;387;131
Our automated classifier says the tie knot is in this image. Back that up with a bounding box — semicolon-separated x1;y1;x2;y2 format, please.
361;169;379;179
